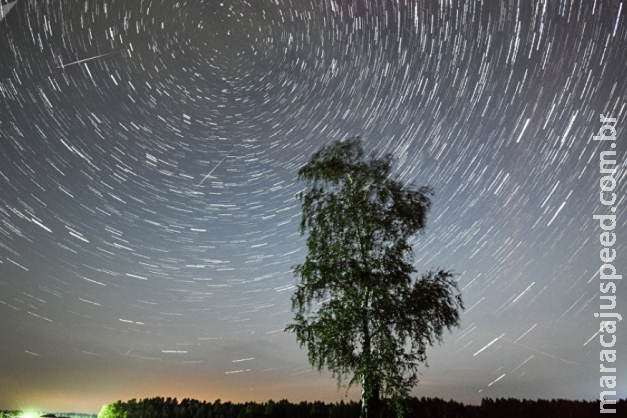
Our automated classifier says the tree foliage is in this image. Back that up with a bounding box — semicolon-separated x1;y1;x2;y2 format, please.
285;137;464;417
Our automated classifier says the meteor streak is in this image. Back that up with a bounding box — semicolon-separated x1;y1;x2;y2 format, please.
58;52;115;68
500;337;580;365
0;1;17;23
195;155;227;189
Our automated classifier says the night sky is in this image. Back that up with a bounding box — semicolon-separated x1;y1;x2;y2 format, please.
0;0;626;414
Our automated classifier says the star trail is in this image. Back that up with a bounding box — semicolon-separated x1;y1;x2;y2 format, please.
0;0;625;413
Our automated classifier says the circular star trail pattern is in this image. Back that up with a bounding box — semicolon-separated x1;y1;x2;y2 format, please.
0;0;625;412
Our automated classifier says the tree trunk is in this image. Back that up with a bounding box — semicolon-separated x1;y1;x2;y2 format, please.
360;302;381;418
361;375;381;418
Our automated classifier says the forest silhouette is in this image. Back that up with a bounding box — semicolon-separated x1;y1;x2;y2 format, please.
92;396;626;418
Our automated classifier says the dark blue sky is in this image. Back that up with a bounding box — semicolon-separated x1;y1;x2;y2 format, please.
0;0;625;413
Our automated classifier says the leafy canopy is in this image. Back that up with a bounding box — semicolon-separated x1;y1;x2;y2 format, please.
286;137;463;416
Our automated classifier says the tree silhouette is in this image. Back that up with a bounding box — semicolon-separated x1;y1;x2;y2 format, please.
81;395;627;418
286;137;464;418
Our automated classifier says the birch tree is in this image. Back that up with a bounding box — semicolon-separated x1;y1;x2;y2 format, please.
286;137;464;418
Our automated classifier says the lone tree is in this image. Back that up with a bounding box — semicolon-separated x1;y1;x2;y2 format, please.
286;137;464;418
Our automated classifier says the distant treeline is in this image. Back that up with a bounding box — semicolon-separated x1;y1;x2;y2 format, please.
96;396;626;418
2;413;96;418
